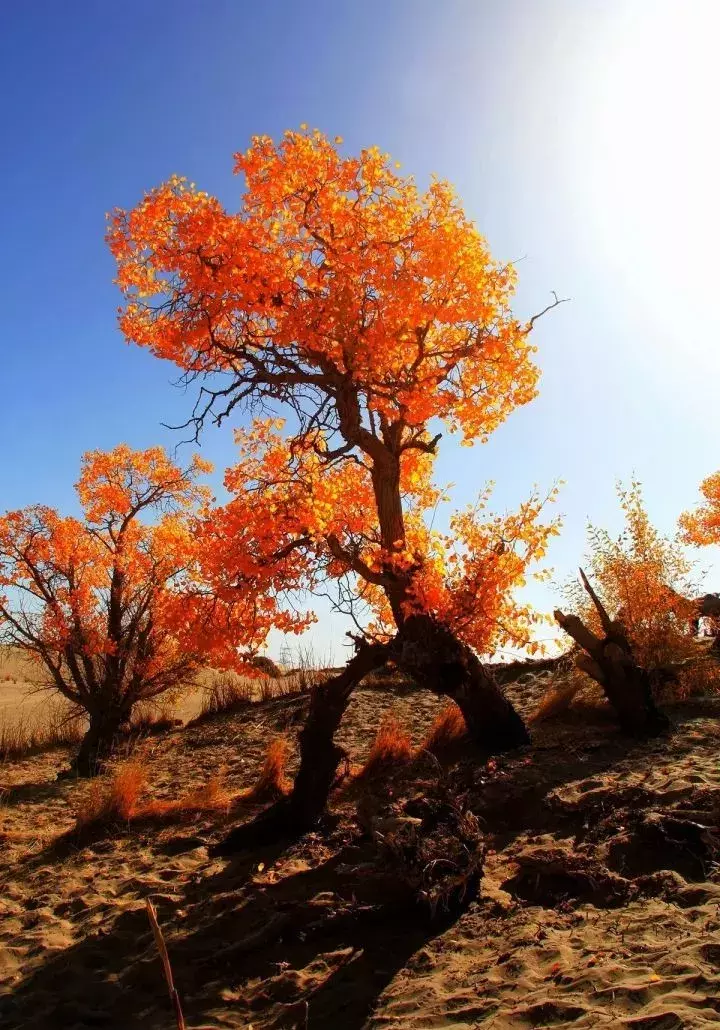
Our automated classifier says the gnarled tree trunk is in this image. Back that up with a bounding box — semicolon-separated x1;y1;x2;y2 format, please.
214;638;391;853
554;569;670;736
71;702;132;778
397;614;530;750
285;637;392;829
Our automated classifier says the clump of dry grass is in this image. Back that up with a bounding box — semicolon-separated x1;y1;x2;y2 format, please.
74;761;231;833
0;704;85;762
358;716;413;779
247;737;290;800
530;673;589;724
135;775;230;822
199;671;254;719
421;703;467;755
75;760;149;829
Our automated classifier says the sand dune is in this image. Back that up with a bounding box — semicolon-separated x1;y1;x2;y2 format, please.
1;675;719;1028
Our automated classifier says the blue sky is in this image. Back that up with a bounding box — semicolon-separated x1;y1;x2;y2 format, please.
1;0;718;662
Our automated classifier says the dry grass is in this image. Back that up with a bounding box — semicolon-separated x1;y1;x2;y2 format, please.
134;775;230;822
358;715;413;779
199;671;255;718
530;674;589;724
74;761;231;832
75;761;149;829
421;703;467;754
247;737;290;800
0;703;85;762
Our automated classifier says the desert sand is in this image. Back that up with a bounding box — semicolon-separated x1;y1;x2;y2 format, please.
1;672;720;1029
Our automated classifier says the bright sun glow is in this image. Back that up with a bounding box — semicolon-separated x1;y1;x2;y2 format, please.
575;1;720;352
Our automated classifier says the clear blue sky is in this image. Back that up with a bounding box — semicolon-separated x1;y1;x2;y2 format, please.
2;0;718;662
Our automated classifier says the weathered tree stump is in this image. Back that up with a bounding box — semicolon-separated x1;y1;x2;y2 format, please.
554;569;670;736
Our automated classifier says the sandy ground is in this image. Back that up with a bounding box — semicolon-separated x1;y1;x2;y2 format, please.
1;672;720;1029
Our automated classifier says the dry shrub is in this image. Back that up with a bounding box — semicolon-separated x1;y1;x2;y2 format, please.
248;737;290;800
0;702;85;762
672;657;720;701
75;760;149;829
421;703;467;755
359;716;413;779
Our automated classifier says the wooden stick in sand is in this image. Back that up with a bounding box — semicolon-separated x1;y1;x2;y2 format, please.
146;897;187;1030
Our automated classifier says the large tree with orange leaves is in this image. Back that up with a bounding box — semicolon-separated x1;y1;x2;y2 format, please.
0;446;301;775
109;129;563;826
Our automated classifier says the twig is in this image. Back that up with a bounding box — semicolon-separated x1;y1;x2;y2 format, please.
146;898;186;1030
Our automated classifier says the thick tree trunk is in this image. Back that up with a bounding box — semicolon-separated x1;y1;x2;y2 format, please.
554;569;670;736
285;639;391;828
71;704;132;777
397;614;531;750
213;638;391;854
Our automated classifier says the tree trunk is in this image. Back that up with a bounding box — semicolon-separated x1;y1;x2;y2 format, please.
71;704;132;777
398;614;531;750
554;569;670;736
213;638;391;854
285;640;391;828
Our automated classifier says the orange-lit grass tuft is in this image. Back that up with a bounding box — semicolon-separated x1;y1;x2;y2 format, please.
358;716;413;779
247;737;290;800
134;775;231;822
74;762;231;834
75;760;149;830
420;703;467;756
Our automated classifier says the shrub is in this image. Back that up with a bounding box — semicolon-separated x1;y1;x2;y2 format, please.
248;737;290;800
359;716;413;779
421;703;467;754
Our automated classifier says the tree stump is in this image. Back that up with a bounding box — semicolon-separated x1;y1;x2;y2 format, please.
554;569;670;736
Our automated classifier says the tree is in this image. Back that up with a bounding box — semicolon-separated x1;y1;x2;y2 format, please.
554;482;696;733
108;129;563;823
0;445;299;776
680;471;720;548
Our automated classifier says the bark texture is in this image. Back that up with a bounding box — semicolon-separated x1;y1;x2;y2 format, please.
397;614;531;750
71;703;132;778
554;569;670;736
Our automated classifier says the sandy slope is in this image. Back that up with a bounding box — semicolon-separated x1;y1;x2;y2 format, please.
1;676;719;1029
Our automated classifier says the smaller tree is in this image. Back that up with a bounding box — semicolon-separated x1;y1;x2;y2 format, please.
680;471;720;548
568;481;697;669
0;445;295;775
555;481;696;733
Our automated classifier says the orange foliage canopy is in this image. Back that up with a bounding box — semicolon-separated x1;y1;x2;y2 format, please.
108;128;539;444
203;419;561;657
0;445;304;711
679;471;720;547
108;130;561;656
566;481;696;669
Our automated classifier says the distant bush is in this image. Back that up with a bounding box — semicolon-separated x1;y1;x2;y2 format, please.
562;481;698;673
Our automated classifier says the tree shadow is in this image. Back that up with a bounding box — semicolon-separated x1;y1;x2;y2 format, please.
3;697;718;1030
